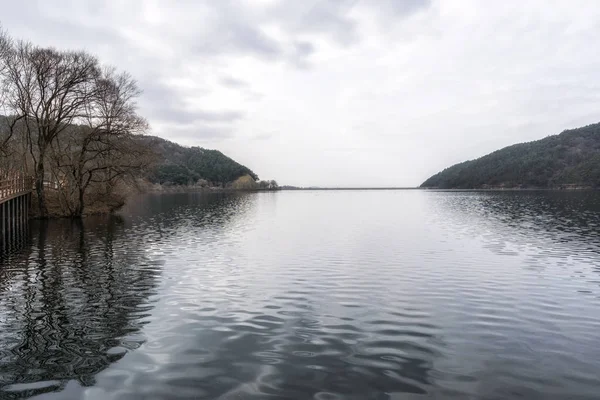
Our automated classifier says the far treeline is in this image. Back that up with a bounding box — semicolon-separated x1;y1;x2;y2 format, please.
145;136;277;190
0;26;275;218
421;123;600;189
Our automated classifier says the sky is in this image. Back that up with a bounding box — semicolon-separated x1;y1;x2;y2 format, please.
1;0;600;187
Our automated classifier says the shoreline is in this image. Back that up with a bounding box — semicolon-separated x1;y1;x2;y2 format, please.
29;186;599;220
420;187;598;191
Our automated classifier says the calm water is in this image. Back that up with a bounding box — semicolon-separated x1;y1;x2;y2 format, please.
1;190;600;399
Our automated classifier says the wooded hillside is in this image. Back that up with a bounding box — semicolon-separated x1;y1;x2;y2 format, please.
142;136;258;187
421;123;600;189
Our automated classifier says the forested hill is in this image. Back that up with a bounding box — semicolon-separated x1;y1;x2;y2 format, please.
142;136;258;186
1;115;257;187
421;123;600;189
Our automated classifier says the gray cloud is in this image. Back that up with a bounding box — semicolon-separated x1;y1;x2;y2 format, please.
166;123;235;143
220;76;249;88
288;40;317;69
269;0;359;46
140;79;244;138
193;110;245;123
297;0;359;46
2;0;597;187
378;0;432;16
294;41;316;57
0;0;433;69
148;108;244;126
267;0;432;48
192;22;282;60
140;80;201;105
148;105;245;127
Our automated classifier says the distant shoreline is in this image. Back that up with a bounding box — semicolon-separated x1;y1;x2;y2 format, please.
420;187;599;191
280;187;420;191
281;187;598;191
146;186;599;193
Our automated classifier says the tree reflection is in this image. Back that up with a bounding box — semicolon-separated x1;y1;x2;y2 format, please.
0;216;161;398
430;190;600;253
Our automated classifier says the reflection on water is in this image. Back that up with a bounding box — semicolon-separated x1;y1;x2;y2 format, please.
1;190;600;399
429;190;600;249
0;217;162;398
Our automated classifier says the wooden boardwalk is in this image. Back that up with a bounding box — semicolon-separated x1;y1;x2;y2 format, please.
0;176;33;254
0;176;33;203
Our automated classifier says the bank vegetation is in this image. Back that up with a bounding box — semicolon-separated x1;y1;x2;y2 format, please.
421;123;600;189
0;25;155;217
1;26;272;218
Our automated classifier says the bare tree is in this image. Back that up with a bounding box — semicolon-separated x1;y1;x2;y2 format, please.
0;25;14;155
49;127;154;216
1;27;154;218
48;69;152;216
0;38;101;217
0;27;29;171
0;25;10;81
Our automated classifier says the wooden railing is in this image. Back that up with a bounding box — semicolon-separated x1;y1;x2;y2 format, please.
0;176;34;203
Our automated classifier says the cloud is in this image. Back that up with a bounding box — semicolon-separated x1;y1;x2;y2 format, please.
2;0;600;187
378;0;432;16
277;0;360;46
191;20;283;60
159;123;236;144
288;40;317;68
150;107;245;126
294;41;316;57
220;76;249;88
138;78;244;139
251;132;275;141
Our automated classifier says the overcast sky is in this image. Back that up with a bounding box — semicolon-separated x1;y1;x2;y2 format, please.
2;1;600;187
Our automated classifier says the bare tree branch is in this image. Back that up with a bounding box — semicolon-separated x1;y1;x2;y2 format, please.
2;26;154;217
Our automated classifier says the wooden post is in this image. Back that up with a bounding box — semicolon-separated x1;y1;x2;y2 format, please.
11;199;15;251
0;202;4;254
3;201;7;253
21;195;25;244
16;197;19;247
0;176;33;254
18;195;23;245
8;199;12;251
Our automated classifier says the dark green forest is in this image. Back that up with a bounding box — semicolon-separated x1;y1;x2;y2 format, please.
421;122;600;189
142;136;258;187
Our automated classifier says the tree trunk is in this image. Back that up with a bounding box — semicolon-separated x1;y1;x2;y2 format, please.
35;159;48;218
74;187;85;218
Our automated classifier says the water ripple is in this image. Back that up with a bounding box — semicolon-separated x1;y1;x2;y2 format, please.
0;191;599;399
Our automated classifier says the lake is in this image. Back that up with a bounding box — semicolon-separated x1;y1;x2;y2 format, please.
1;190;600;399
